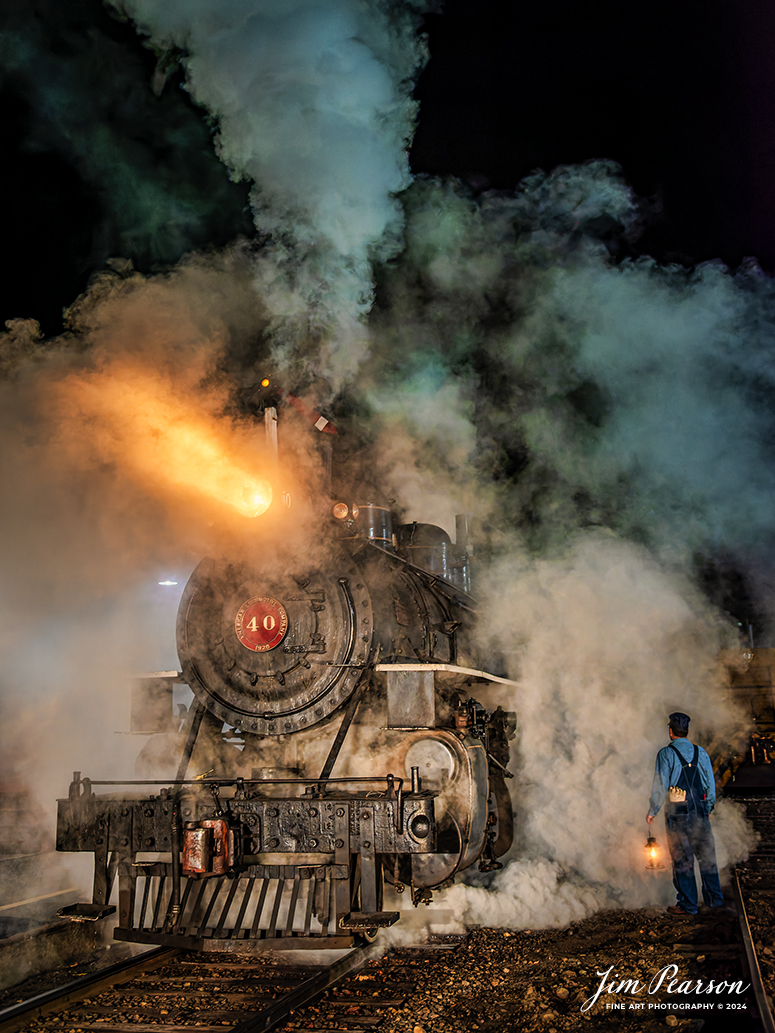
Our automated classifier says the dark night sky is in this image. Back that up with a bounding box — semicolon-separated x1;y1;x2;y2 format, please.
2;0;775;334
3;0;775;631
412;0;775;269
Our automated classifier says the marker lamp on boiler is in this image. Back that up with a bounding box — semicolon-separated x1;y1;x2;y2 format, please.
332;502;359;521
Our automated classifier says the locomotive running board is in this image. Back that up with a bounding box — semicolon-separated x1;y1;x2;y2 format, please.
57;903;116;922
375;662;518;686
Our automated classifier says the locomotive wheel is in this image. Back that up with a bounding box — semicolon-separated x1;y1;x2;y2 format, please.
356;928;380;945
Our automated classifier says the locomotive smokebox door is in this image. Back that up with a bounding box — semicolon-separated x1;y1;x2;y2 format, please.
176;546;374;734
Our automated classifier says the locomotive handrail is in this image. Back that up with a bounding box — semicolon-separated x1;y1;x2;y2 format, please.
357;538;478;611
67;775;404;787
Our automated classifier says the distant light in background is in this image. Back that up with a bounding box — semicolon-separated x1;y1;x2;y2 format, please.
158;580;178;586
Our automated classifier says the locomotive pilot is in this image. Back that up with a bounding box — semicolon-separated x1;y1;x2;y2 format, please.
646;711;724;916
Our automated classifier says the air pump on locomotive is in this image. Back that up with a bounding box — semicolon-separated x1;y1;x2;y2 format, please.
56;381;516;949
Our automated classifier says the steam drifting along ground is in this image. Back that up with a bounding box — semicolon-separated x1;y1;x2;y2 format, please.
0;0;772;928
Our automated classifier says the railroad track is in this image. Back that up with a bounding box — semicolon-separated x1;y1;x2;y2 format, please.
731;792;775;1033
7;793;775;1033
0;939;463;1033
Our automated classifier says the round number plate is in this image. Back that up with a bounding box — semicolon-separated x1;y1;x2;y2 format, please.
234;596;288;652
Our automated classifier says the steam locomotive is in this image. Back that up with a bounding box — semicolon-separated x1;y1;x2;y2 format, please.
56;384;516;949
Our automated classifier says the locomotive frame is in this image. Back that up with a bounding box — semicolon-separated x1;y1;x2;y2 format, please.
55;391;517;950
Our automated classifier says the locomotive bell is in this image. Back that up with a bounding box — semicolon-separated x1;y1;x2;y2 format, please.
338;502;395;548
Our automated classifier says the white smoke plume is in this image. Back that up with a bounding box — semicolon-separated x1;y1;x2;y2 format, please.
431;536;755;929
352;170;775;926
107;0;427;384
366;169;775;571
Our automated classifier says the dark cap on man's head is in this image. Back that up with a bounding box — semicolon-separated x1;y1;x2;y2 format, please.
669;712;691;733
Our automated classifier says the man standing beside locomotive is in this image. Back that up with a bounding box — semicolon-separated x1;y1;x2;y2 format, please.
646;711;725;915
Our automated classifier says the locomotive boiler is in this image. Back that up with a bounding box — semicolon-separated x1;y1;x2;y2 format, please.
56;386;516;949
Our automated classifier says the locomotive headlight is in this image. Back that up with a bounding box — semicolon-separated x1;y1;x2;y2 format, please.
239;480;273;518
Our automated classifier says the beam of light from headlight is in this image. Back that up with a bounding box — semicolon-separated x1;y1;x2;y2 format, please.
68;369;273;518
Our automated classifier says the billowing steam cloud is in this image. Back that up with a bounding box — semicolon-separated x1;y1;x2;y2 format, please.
433;535;755;928
106;0;427;383
364;168;775;571
0;1;769;932
356;168;773;923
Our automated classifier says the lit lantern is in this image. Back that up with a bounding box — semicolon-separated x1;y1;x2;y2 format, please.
644;833;666;871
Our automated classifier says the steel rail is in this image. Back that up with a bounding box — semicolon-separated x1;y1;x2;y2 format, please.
0;946;175;1033
732;869;775;1033
0;941;380;1033
230;942;381;1033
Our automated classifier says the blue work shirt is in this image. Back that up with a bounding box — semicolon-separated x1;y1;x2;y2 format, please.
648;737;716;817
